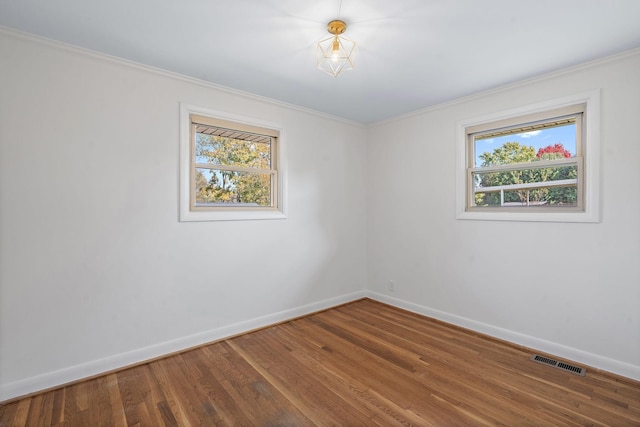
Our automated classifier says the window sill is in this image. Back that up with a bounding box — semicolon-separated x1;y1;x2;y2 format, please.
179;208;287;222
457;208;598;223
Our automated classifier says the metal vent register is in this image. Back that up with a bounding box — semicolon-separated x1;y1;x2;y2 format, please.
530;354;586;376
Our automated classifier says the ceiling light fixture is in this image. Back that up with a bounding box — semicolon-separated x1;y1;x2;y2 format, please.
317;19;356;77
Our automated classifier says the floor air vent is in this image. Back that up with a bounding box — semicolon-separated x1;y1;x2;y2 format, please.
530;354;586;376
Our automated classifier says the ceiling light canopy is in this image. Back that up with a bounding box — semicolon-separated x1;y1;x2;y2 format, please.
317;19;356;78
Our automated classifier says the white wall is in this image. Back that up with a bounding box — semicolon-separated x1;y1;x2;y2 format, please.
366;50;640;379
0;30;367;400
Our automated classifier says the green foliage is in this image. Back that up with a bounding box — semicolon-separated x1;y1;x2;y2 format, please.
475;141;577;207
479;141;536;166
195;134;272;206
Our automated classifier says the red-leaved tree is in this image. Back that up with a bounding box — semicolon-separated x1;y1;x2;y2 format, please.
533;143;577;205
536;143;572;159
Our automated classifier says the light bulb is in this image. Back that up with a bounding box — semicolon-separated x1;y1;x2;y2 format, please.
331;38;340;62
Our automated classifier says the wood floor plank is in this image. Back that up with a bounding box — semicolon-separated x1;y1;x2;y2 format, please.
278;317;490;425
312;310;556;422
1;298;639;426
315;308;548;424
273;319;473;426
61;381;90;427
274;324;426;425
148;355;210;425
201;341;315;426
104;373;127;427
338;301;630;423
21;394;45;427
152;352;226;425
228;334;374;426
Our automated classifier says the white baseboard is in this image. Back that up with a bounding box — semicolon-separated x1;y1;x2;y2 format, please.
367;291;640;381
0;290;367;402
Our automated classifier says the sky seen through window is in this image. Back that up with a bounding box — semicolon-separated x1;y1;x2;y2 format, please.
474;123;576;167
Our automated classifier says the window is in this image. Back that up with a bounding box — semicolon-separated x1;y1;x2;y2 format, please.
456;90;600;222
180;105;287;221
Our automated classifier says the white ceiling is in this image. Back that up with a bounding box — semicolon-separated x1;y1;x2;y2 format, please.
1;0;639;123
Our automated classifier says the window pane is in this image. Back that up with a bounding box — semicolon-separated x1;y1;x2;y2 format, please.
474;122;576;168
195;132;272;169
474;187;578;207
472;163;578;207
195;168;272;207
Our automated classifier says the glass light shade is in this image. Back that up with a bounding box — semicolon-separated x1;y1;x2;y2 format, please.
317;35;356;77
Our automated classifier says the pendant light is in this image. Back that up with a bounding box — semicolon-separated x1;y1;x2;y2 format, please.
317;19;356;77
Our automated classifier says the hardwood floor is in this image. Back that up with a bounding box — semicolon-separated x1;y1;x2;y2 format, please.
2;298;639;426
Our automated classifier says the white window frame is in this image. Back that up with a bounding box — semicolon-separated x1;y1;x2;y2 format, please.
179;104;287;222
455;90;600;223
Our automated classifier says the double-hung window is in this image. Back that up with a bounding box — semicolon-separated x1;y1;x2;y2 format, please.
180;105;286;221
456;91;600;222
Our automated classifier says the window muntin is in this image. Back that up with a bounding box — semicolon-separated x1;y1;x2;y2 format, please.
466;105;585;212
180;105;286;222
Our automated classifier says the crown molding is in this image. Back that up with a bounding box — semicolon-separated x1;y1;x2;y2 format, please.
0;25;365;129
370;47;640;128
